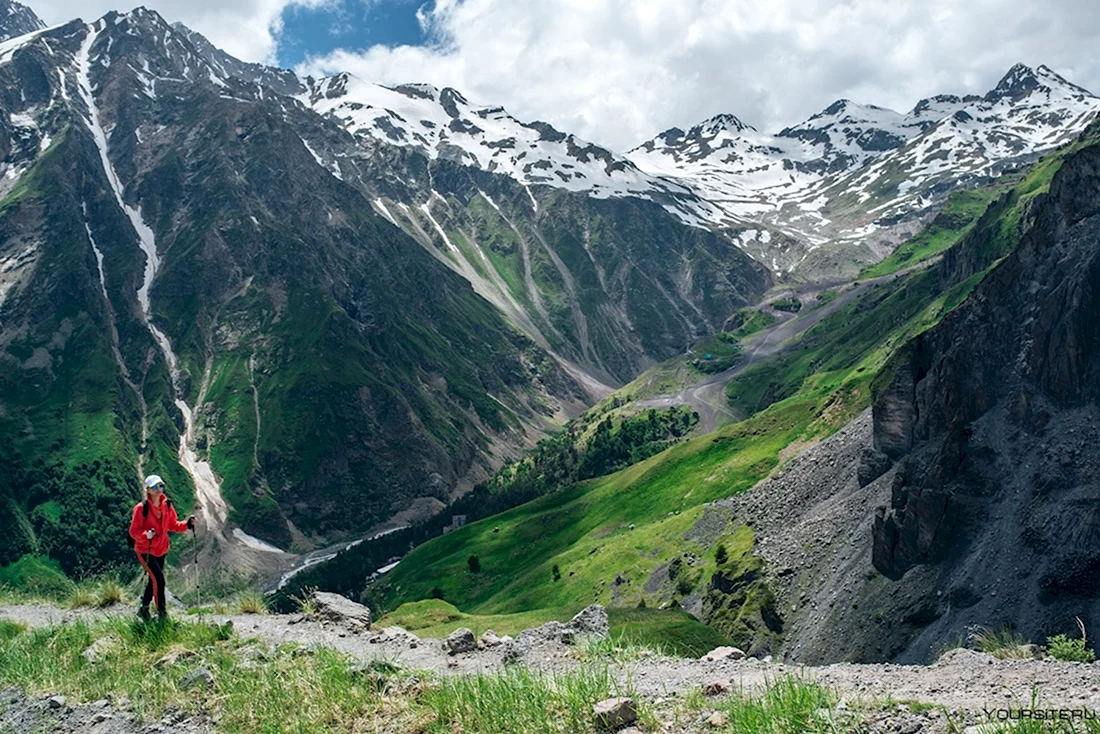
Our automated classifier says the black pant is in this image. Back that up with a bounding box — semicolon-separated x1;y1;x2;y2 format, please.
139;553;167;613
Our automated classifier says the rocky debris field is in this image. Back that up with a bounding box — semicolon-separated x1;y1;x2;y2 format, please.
0;687;211;733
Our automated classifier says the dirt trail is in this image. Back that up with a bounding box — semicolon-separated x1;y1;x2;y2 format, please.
5;605;1100;714
636;273;898;432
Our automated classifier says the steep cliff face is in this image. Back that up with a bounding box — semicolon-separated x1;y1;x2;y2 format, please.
866;130;1100;657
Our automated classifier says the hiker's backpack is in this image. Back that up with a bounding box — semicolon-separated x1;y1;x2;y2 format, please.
126;497;173;549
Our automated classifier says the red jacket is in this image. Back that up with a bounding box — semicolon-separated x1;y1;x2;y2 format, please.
129;498;189;556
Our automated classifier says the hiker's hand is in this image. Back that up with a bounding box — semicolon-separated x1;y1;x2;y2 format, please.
145;529;156;540
186;516;195;530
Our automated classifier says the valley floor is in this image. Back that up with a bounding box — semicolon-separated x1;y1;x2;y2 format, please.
4;603;1100;721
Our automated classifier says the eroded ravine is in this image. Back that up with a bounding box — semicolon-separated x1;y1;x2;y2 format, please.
75;23;283;565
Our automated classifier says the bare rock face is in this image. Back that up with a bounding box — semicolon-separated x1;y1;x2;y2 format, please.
857;447;892;488
865;134;1100;660
311;592;372;630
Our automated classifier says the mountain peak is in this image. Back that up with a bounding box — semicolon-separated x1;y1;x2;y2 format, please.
0;0;44;42
985;62;1093;102
700;112;755;135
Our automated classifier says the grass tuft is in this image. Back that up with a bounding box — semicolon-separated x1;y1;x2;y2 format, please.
68;587;97;609
685;675;838;733
234;589;269;615
970;626;1035;660
292;589;319;617
0;619;27;642
421;665;650;734
573;632;665;662
97;579;126;608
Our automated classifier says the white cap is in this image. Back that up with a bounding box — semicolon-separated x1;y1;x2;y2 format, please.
143;475;165;490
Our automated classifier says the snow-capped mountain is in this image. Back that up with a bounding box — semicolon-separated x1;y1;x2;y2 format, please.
300;72;706;209
0;0;43;42
627;63;1100;275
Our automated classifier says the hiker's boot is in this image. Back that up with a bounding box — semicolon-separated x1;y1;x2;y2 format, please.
137;605;151;622
157;608;169;624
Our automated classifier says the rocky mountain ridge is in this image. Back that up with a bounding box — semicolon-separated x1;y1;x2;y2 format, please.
630;64;1100;275
170;16;1099;281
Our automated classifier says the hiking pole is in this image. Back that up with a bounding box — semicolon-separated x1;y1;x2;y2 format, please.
191;525;201;622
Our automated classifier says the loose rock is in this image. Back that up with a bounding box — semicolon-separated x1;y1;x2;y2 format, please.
702;679;731;696
592;697;637;730
444;627;476;655
569;604;610;638
178;667;214;691
701;646;745;662
81;636;119;664
479;630;504;648
707;711;730;727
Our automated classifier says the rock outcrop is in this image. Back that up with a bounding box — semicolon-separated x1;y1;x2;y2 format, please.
866;129;1100;657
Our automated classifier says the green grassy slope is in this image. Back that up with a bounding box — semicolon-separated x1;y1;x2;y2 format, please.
860;187;1006;278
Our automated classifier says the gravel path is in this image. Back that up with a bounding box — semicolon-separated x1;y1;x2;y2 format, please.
5;604;1100;715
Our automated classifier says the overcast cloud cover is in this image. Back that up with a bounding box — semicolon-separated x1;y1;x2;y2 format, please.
30;0;1100;151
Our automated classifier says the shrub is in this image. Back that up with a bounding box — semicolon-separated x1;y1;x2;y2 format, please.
552;565;561;582
1046;634;1094;662
467;556;481;574
430;586;444;599
676;577;694;596
1047;619;1095;662
715;544;729;565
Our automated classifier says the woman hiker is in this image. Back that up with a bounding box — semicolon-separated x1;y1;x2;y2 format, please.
129;474;195;621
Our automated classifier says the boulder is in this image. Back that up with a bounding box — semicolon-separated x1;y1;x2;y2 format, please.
500;640;522;665
568;604;610;638
311;592;372;629
517;620;575;646
444;627;476;655
47;695;66;709
701;646;745;662
479;630;504;648
592;697;637;730
378;626;419;645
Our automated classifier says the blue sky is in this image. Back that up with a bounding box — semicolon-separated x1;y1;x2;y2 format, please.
276;0;427;68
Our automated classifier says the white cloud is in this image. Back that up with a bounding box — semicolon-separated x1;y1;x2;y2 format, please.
29;0;333;64
296;0;1100;151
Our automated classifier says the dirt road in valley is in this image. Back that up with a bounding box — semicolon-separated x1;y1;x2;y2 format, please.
636;274;898;433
